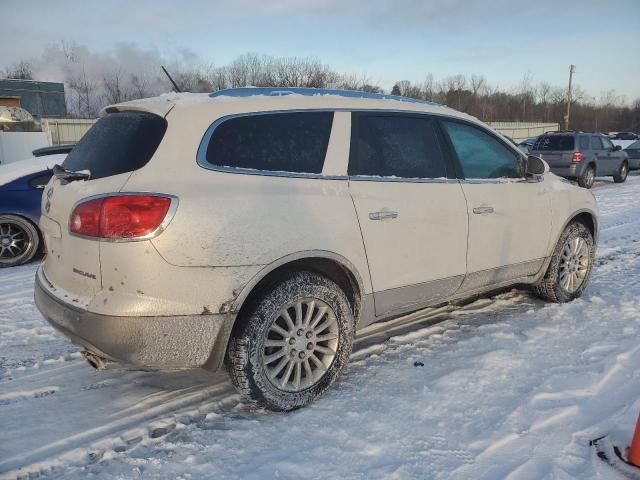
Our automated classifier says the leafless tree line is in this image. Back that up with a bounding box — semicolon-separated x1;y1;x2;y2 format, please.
391;74;640;133
3;53;639;132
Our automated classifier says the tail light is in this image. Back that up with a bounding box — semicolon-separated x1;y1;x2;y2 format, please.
70;194;175;240
571;152;583;164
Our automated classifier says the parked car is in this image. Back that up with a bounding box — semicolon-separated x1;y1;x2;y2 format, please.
518;136;539;153
0;149;72;267
613;132;638;141
35;87;599;411
530;131;629;188
625;140;640;170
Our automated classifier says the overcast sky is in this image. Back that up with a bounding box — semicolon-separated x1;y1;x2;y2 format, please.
2;0;639;100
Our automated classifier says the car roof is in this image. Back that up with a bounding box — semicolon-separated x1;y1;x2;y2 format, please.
0;154;64;187
103;87;478;125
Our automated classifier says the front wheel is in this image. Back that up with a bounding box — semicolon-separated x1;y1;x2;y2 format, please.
226;271;355;411
534;222;595;303
613;161;628;183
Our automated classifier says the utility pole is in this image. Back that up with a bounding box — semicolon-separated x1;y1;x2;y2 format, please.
565;64;576;130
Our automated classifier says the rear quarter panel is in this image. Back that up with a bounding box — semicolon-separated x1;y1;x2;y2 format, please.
121;102;373;296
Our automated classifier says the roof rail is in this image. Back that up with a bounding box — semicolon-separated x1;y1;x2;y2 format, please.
209;87;443;106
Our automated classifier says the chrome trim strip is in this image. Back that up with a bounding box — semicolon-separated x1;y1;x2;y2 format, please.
195;108;529;183
349;175;454;184
68;192;179;243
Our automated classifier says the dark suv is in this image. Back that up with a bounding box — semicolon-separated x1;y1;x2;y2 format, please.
530;131;629;188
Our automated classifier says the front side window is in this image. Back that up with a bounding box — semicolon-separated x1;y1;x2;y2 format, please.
601;136;615;150
205;112;334;174
348;114;447;178
442;121;521;179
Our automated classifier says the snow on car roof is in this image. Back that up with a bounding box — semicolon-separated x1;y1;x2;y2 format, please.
208;87;444;107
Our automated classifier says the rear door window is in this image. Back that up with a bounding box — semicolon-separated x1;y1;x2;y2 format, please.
579;136;590;150
63;112;167;180
205;112;333;174
441;121;521;179
591;136;603;150
348;114;447;179
533;135;575;151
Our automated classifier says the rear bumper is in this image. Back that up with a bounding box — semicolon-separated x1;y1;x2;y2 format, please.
34;266;233;371
549;164;580;179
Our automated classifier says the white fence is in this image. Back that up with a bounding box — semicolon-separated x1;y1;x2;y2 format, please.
41;118;96;145
39;118;560;146
488;122;560;142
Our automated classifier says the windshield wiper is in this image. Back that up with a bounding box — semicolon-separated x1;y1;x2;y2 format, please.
53;164;91;182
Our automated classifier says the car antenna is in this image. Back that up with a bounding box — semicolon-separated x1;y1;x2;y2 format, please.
161;65;182;93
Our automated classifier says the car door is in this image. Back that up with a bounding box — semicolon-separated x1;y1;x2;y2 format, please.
600;135;623;173
590;136;607;174
348;112;468;318
439;119;552;293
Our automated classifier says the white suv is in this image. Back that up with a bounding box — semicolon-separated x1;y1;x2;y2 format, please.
35;88;598;411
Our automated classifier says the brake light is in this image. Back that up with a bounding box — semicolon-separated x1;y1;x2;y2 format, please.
572;152;583;164
70;195;174;239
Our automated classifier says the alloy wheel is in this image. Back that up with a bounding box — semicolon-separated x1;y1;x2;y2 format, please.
262;298;339;392
558;237;590;293
0;222;30;261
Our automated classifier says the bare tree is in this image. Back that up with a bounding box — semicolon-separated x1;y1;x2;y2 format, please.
4;60;34;80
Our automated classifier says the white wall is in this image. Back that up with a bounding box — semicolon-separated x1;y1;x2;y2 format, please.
0;132;51;165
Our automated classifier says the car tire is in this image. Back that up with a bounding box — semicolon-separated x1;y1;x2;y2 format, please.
226;270;355;411
534;221;595;303
613;161;628;183
577;165;595;189
0;215;40;268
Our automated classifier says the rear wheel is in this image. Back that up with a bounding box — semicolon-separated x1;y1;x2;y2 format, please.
534;221;595;303
226;271;355;411
578;165;595;189
613;161;628;183
0;215;40;268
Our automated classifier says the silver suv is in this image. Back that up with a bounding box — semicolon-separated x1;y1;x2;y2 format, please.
530;131;629;188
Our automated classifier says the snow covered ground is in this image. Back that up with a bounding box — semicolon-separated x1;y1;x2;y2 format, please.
2;176;640;480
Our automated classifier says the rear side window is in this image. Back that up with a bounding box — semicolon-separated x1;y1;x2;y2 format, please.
205;112;333;174
533;135;575;151
63;112;167;180
591;136;603;150
28;172;53;189
442;121;521;179
348;114;447;178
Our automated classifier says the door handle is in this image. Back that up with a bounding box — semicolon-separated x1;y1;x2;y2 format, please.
369;211;399;220
473;206;494;215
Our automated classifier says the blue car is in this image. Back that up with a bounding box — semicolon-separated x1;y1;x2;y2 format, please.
0;145;74;267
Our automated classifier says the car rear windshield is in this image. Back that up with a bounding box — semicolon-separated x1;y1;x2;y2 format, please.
533;135;575;151
63;111;167;180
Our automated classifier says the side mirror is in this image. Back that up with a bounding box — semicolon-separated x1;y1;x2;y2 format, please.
614;145;622;151
526;155;549;177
